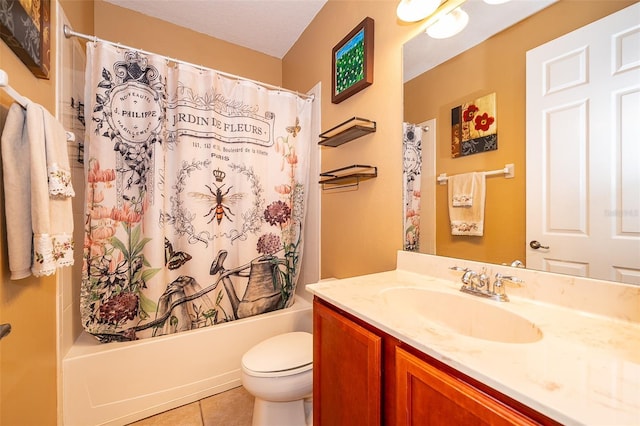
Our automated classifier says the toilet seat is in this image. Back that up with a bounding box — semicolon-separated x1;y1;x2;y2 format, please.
242;332;313;378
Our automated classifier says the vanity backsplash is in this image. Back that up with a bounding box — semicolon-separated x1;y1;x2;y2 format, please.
397;251;640;323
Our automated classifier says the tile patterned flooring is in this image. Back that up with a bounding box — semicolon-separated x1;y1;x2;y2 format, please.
127;386;254;426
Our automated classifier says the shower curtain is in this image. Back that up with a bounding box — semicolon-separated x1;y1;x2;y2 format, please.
81;42;313;342
403;122;422;251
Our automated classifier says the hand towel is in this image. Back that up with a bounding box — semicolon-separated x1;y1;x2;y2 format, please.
448;172;486;236
45;109;75;198
450;172;475;207
41;105;75;267
1;103;33;279
30;104;75;277
0;101;74;279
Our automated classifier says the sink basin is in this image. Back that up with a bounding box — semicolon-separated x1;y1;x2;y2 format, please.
381;287;543;343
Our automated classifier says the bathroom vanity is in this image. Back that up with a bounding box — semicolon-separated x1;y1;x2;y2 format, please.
306;251;640;425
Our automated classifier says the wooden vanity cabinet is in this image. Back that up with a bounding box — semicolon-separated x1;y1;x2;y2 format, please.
396;347;539;425
313;297;382;425
313;297;559;426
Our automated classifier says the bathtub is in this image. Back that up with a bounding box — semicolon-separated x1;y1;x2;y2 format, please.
62;295;312;426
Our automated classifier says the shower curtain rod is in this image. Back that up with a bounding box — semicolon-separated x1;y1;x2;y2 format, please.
62;24;314;101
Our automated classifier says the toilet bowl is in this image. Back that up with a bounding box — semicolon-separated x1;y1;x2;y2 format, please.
241;331;313;426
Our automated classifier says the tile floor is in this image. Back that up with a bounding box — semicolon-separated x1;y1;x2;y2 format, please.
127;386;254;426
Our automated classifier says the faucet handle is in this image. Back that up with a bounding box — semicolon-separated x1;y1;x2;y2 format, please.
502;275;524;285
450;266;478;288
449;266;470;272
493;273;524;296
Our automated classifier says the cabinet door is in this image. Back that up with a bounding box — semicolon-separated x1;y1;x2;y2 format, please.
313;299;382;426
395;347;538;426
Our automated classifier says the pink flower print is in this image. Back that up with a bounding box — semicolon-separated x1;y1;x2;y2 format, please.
91;224;116;241
286;151;298;165
257;233;281;255
87;160;116;185
275;184;292;195
110;203;142;224
264;200;291;226
90;206;111;220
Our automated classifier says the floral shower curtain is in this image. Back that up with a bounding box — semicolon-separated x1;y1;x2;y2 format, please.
403;122;422;251
81;42;313;342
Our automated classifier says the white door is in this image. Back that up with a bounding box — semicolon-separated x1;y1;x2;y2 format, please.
526;3;640;285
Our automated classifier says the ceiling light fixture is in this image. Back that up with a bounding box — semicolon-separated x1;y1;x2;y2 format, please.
425;6;469;39
396;0;441;22
397;0;469;39
398;0;506;40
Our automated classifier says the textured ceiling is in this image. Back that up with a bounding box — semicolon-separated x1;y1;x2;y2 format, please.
103;0;328;59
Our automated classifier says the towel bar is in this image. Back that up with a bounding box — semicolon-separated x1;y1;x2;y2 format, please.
437;163;514;185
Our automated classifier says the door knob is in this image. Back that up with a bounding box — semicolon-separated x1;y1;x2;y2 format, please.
529;240;549;250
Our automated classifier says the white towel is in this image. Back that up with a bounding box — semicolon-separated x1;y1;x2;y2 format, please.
450;172;475;207
45;109;75;198
1;103;33;279
448;172;486;236
0;101;75;279
36;104;75;276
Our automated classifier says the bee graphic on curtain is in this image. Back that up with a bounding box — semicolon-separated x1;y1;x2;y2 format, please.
188;168;245;225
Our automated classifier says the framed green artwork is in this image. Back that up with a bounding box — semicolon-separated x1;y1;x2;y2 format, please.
331;17;374;104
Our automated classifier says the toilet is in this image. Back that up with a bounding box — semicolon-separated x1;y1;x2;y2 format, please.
241;331;313;426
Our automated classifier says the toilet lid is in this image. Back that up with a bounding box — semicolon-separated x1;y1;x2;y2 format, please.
242;332;312;374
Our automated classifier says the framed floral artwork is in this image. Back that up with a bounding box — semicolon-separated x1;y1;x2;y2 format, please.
331;17;374;104
451;92;497;157
0;0;51;78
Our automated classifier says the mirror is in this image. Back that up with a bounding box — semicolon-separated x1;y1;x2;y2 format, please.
402;0;639;284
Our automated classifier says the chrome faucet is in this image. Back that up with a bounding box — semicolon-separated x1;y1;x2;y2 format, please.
450;266;524;302
492;273;524;301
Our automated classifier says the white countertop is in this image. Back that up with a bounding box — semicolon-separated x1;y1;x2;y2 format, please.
306;252;640;425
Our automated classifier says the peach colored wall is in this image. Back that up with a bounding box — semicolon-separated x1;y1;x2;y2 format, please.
284;0;420;279
0;0;66;422
404;0;634;266
60;0;94;35
93;0;282;86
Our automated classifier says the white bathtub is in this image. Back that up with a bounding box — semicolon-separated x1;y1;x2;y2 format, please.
62;295;312;426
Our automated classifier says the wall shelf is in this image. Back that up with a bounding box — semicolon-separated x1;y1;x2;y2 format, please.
319;164;377;190
318;117;376;147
